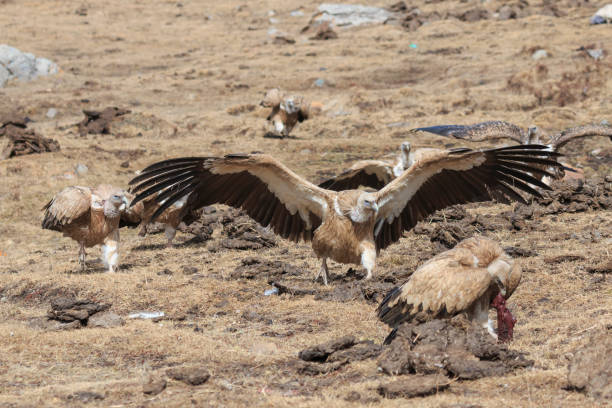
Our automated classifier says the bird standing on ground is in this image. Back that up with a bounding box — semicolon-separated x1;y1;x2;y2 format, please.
260;88;319;137
129;145;562;285
377;237;521;343
42;185;129;272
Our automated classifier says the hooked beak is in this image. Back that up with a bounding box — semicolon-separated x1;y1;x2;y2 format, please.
120;196;130;211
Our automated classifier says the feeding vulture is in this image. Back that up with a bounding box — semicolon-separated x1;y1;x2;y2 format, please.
318;142;446;191
121;192;199;247
260;88;320;137
42;184;130;272
129;145;563;285
377;237;521;344
412;121;612;182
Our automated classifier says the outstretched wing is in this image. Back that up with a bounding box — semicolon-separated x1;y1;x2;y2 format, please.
377;247;494;327
129;154;330;242
373;145;563;249
318;160;394;191
549;124;612;150
413;121;525;143
42;186;92;231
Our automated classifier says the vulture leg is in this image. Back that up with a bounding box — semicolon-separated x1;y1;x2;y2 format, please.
470;297;497;340
361;246;376;281
138;223;147;237
165;225;177;247
78;243;86;272
102;232;119;273
315;258;329;286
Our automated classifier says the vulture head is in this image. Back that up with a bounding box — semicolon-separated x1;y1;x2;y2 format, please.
104;191;129;218
349;192;379;223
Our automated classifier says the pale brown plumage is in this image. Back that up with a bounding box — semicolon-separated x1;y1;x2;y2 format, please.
260;88;316;137
377;237;521;341
42;185;129;272
129;145;562;285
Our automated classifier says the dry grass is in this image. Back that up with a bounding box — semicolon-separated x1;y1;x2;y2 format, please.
0;0;610;406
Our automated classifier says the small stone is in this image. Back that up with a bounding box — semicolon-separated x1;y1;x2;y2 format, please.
142;374;167;395
532;49;548;60
586;49;604;60
313;78;325;87
46;108;57;119
290;10;304;17
87;311;124;328
166;366;210;386
120;161;129;168
75;163;88;176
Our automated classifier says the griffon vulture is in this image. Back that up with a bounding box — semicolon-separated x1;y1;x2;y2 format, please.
129;145;562;285
121;192;197;247
42;185;129;272
412;121;612;182
318;142;447;191
260;88;319;137
377;237;521;343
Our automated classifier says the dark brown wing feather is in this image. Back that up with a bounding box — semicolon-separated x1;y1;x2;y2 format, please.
129;156;323;243
318;169;389;191
374;145;563;250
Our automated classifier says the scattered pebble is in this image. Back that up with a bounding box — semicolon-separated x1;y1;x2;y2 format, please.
290;10;304;17
532;49;548;60
46;108;57;119
264;287;279;296
313;78;326;87
74;163;88;177
586;49;604;60
128;311;165;319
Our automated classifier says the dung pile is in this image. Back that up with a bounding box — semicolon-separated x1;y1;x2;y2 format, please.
1;114;60;159
378;316;533;380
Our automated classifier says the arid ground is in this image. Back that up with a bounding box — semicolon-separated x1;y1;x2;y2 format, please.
0;0;610;406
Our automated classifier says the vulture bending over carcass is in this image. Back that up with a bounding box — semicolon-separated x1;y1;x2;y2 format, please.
260;88;319;137
377;237;521;343
42;184;129;272
129;145;563;285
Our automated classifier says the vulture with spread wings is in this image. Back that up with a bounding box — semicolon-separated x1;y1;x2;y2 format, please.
42;184;130;272
129;145;563;285
378;237;521;344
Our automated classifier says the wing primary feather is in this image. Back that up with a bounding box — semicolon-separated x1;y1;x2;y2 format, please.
494;171;544;198
491;164;551;189
130;173;195;206
492;155;562;166
130;169;196;193
495;180;527;203
150;181;199;222
129;164;198;185
137;157;205;173
496;159;557;178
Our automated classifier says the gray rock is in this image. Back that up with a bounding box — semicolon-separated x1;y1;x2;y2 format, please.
46;108;58;119
591;4;612;24
87;311;124;328
0;44;59;87
532;49;548;60
166;366;210;386
586;49;604;60
0;64;8;88
316;4;392;28
75;163;88;176
313;78;326;87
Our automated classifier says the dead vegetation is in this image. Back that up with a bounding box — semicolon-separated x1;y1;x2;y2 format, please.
0;0;610;406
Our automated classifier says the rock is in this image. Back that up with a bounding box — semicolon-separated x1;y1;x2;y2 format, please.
309;21;338;40
74;163;88;177
66;391;104;403
591;4;612;24
47;297;111;324
0;44;59;87
46;108;57;119
87;311;124;328
128;311;165;320
497;5;518;20
377;375;451;399
586;49;604;60
27;317;82;331
313;78;326;87
142;374;167;395
567;328;612;400
166;366;210;386
313;4;392;28
298;335;356;362
532;49;548;60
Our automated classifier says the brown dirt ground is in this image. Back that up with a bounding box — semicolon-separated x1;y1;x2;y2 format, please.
0;0;610;406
